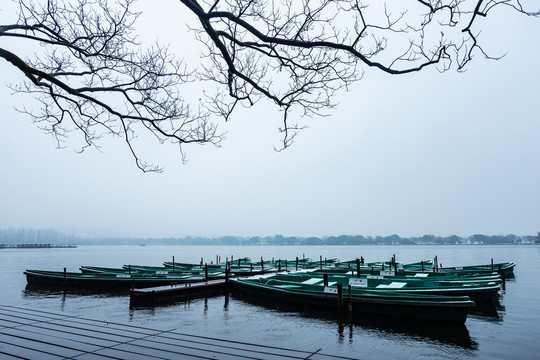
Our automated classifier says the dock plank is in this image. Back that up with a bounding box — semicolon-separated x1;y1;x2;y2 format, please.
0;305;358;360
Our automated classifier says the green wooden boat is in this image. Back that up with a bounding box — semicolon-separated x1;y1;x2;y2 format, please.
232;277;475;323
260;272;501;305
440;262;515;277
24;269;204;290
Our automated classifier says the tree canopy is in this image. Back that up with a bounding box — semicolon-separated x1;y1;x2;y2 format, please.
0;0;537;171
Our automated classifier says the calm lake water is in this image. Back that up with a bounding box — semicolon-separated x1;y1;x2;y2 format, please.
1;245;539;359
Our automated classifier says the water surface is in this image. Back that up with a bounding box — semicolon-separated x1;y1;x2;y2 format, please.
1;245;539;359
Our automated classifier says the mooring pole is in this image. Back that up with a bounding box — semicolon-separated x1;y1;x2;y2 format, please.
173;256;175;271
296;257;299;271
260;257;264;274
348;284;352;312
500;265;506;290
323;273;329;286
356;258;360;278
337;283;344;313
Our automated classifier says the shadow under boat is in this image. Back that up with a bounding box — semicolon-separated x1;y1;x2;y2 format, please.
23;284;130;298
229;289;478;350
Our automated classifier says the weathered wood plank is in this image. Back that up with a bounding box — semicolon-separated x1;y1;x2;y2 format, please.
0;305;358;360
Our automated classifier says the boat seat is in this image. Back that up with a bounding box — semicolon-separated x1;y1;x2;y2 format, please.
376;282;407;289
301;278;322;285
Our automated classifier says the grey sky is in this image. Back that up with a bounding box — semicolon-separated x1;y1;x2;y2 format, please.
0;2;539;239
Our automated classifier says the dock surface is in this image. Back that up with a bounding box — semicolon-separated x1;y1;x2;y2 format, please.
130;279;227;307
0;305;357;360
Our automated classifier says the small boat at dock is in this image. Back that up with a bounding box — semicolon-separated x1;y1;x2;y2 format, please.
24;269;205;291
232;276;475;324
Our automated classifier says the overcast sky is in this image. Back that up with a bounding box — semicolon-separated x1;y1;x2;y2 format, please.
0;2;539;239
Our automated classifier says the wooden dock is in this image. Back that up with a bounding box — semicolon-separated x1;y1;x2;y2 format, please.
0;305;357;360
130;279;228;307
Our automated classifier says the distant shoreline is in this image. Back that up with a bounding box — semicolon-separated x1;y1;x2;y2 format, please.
0;244;77;249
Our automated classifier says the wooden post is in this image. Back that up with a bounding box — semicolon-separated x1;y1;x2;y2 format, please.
216;255;219;265
320;255;322;270
348;285;352;312
260;257;264;274
231;255;234;265
128;265;131;275
491;258;494;272
296;257;299;271
361;256;364;265
323;273;329;286
421;261;424;272
63;267;67;284
172;256;175;271
278;259;281;272
499;265;506;290
205;263;208;281
337;283;343;312
200;257;203;266
356;258;360;278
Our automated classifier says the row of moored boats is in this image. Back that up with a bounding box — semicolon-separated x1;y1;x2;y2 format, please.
24;257;515;324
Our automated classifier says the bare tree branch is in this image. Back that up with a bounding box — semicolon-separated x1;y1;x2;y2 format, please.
1;0;537;170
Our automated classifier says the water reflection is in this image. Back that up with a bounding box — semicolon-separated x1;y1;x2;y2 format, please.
230;292;479;350
23;285;128;298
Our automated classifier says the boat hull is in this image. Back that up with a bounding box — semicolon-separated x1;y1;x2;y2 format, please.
232;279;473;324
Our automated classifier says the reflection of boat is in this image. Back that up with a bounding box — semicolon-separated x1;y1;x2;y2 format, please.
232;277;475;324
230;290;478;350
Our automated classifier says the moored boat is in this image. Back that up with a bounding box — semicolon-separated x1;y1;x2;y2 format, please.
232;276;475;324
24;269;204;290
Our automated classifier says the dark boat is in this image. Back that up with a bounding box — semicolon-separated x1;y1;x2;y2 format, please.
232;277;475;324
24;269;204;290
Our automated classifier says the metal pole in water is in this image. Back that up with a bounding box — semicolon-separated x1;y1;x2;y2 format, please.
337;283;343;312
500;265;506;290
348;285;352;312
